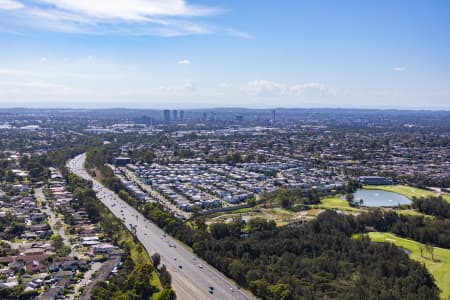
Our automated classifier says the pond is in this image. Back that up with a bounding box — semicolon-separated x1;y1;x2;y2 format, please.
352;189;412;207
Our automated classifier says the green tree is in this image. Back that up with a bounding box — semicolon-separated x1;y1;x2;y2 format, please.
268;283;292;300
151;253;161;268
425;244;434;261
51;234;64;249
159;265;172;288
155;288;176;300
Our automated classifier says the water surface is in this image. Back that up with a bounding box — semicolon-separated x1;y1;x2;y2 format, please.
352;189;411;207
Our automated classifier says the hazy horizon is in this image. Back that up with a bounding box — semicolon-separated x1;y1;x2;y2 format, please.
0;105;449;112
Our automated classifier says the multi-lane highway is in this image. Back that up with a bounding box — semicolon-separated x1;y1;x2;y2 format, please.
68;153;254;300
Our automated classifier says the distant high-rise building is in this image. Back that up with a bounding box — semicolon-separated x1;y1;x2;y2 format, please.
236;115;243;122
180;110;184;121
172;110;178;121
163;110;170;123
142;115;153;125
203;112;207;121
272;110;276;123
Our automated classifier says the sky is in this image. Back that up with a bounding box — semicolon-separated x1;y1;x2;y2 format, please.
0;0;449;109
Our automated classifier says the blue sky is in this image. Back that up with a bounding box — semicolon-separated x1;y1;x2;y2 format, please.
0;0;449;109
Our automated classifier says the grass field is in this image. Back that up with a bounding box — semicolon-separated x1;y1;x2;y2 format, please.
395;209;434;218
206;196;364;227
366;232;450;299
311;196;364;213
207;206;300;226
305;209;323;217
206;207;252;218
364;185;450;203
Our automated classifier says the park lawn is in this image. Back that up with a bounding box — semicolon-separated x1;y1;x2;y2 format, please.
233;207;254;213
206;207;252;218
312;196;364;213
395;209;434;219
305;209;323;217
269;207;297;226
364;185;450;203
207;206;300;227
367;232;450;299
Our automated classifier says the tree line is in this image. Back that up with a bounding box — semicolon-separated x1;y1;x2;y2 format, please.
412;196;450;218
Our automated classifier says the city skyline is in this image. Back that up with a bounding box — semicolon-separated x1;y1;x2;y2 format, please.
1;0;450;109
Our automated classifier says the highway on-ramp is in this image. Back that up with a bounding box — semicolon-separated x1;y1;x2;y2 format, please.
68;153;254;300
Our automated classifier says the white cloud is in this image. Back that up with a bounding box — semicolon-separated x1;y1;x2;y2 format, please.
242;80;284;97
36;0;220;20
242;80;336;98
0;0;220;36
0;68;31;75
40;57;47;62
392;66;406;72
226;28;254;39
218;82;231;88
0;0;23;10
157;80;196;94
0;80;90;100
286;82;335;96
183;80;195;91
0;80;63;89
178;59;190;65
